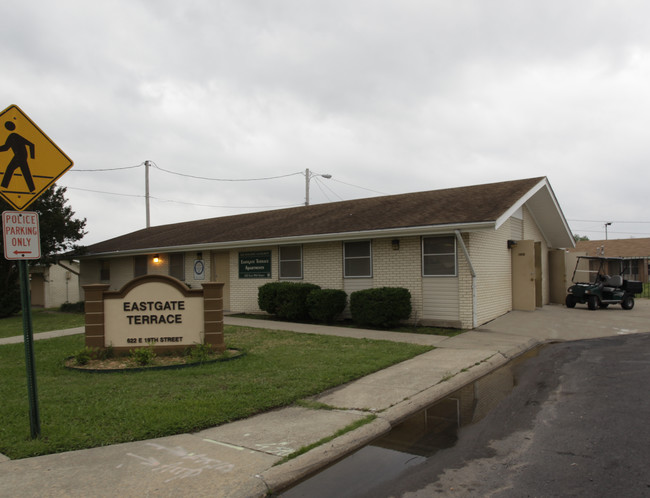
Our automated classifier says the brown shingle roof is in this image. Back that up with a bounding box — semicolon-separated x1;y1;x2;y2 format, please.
84;177;545;255
572;238;650;258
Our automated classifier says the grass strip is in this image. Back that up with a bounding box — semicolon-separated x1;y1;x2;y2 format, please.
0;310;84;339
0;325;431;460
274;415;377;466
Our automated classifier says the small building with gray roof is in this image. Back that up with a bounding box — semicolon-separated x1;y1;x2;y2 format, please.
78;177;574;328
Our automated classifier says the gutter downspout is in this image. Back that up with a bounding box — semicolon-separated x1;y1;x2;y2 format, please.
455;230;477;328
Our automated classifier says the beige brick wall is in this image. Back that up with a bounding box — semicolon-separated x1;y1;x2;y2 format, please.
373;237;422;318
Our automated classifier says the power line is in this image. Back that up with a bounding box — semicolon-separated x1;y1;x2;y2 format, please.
150;161;303;182
330;178;388;195
63;185;300;209
568;219;650;224
70;164;144;172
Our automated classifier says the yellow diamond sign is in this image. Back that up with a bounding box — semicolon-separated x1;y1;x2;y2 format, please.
0;104;73;211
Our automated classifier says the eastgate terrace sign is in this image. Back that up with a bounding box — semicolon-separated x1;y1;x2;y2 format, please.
83;275;225;354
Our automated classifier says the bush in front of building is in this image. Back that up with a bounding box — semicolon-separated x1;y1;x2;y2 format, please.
258;282;322;321
307;289;347;324
350;287;412;328
60;301;84;313
258;282;284;315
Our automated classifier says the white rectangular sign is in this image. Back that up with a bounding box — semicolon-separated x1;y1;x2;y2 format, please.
2;211;41;260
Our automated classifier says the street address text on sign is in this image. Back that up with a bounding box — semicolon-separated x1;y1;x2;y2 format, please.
2;211;41;260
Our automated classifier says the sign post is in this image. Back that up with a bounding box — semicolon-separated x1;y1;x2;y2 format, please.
1;104;74;439
2;211;42;438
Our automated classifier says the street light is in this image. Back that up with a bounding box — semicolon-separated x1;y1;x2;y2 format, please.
605;222;612;240
304;168;332;206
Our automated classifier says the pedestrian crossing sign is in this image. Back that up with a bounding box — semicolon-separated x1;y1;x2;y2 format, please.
0;104;73;211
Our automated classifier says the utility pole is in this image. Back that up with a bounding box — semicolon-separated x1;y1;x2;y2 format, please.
145;160;151;228
605;222;612;240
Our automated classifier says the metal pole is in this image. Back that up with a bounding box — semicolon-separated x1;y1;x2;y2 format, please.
145;161;151;228
305;168;310;206
18;260;40;438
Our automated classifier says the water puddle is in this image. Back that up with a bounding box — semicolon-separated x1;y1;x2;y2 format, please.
278;346;544;497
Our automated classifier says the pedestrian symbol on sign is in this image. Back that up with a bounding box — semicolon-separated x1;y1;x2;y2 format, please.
1;120;36;193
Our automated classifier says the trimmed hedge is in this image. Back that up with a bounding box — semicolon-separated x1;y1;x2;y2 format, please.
307;289;347;323
258;282;321;321
350;287;412;328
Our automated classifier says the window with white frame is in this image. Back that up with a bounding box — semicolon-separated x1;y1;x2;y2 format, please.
344;241;372;278
279;245;303;279
422;236;456;276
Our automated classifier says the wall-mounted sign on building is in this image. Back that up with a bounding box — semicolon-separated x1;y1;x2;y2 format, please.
238;250;271;278
83;275;224;354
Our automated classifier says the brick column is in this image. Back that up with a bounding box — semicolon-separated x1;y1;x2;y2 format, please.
83;284;110;349
202;282;225;352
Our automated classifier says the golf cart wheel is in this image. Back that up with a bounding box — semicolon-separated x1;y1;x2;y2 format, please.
587;295;600;310
565;295;576;308
621;295;635;310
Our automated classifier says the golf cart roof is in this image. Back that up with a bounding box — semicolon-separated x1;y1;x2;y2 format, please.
575;256;629;262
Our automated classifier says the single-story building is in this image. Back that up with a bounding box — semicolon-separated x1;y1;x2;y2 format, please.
78;177;575;329
569;238;650;283
30;260;80;308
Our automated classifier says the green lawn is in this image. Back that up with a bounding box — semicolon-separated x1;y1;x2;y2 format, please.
0;325;432;460
0;310;85;339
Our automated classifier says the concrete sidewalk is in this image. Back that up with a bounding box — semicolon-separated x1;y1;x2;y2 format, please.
1;301;649;497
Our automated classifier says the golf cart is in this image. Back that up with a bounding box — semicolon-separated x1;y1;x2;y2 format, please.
565;256;643;310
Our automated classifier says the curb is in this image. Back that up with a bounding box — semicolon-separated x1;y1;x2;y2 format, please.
260;417;392;494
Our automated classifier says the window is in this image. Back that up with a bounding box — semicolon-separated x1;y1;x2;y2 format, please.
422;236;456;276
169;253;185;281
344;241;372;278
134;255;147;277
100;260;110;281
279;245;303;279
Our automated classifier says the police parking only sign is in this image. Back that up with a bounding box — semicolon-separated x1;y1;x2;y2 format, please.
2;211;41;260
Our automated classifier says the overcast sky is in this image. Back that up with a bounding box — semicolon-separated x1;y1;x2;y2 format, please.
2;1;649;245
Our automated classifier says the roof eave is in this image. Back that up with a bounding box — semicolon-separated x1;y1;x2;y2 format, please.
80;221;496;259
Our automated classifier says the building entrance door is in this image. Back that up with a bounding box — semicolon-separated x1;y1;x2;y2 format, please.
511;240;539;311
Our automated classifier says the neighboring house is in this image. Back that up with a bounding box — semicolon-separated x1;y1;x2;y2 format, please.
30;260;80;308
78;177;575;329
569;238;650;282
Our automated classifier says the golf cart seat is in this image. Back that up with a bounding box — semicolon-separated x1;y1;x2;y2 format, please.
604;275;623;290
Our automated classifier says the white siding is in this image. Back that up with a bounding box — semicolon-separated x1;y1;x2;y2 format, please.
421;277;460;323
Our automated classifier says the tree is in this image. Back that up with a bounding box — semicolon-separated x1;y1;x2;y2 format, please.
0;185;86;317
573;234;590;242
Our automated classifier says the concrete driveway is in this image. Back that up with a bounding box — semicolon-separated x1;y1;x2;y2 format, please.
477;298;650;342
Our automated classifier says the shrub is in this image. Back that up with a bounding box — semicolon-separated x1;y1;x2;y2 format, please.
60;301;84;313
275;282;321;321
258;282;284;315
350;287;412;328
258;281;321;321
307;289;347;323
130;345;157;366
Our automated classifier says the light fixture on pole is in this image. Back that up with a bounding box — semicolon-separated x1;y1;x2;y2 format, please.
304;168;332;206
605;222;612;240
